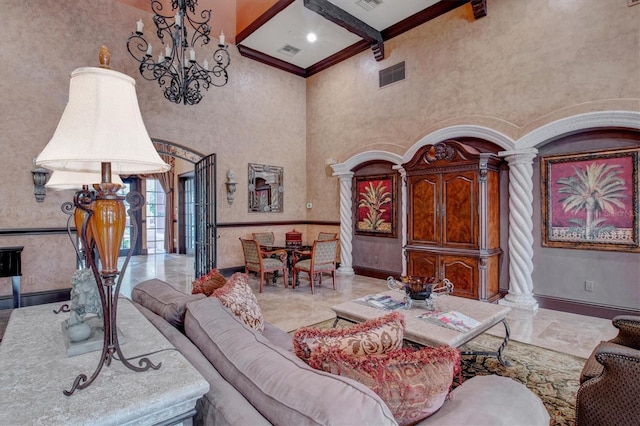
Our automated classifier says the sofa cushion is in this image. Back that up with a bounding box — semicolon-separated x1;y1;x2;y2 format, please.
211;272;264;333
131;279;205;331
133;301;271;426
415;375;550;425
185;297;397;425
192;268;227;296
293;311;405;362
263;323;295;352
309;345;460;426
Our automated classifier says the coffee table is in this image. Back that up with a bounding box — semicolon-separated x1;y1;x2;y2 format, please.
331;291;512;366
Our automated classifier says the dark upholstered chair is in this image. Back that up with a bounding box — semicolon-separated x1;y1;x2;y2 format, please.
576;315;640;426
239;238;287;293
291;239;337;294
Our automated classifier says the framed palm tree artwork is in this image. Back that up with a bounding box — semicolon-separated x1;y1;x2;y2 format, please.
541;147;640;252
354;174;397;238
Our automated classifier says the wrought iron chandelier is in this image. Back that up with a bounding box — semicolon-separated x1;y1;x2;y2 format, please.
126;0;230;105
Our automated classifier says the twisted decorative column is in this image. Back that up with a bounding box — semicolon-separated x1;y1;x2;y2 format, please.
397;167;408;276
499;149;539;311
336;173;355;275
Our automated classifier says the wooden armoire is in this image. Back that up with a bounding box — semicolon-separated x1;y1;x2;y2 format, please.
404;140;503;301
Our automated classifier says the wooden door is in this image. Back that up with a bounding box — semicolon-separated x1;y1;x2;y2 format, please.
408;174;439;245
441;171;478;249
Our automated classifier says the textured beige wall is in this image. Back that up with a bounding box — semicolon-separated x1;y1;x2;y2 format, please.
305;0;640;220
0;0;306;295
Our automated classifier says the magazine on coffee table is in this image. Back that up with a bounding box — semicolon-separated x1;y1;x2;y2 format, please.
356;294;406;311
417;310;481;332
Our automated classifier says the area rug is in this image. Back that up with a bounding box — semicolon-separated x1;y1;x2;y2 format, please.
309;318;585;426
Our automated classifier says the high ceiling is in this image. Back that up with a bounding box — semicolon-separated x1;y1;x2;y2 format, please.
119;0;486;77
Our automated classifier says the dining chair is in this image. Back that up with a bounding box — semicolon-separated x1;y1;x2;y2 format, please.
239;238;287;293
295;232;338;260
291;239;338;294
252;232;275;247
317;232;337;240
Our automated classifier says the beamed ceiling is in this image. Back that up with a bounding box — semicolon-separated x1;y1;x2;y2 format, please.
119;0;487;77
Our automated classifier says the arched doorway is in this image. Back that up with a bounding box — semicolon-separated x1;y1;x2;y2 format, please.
126;139;216;278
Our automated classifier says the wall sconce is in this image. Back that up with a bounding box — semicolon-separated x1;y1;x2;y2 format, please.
226;169;237;204
32;159;50;202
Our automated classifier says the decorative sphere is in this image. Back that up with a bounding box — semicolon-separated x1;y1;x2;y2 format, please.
68;322;92;342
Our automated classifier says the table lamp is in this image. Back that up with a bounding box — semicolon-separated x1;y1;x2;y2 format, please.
36;46;169;395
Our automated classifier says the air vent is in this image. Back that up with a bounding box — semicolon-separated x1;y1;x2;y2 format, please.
278;44;301;57
356;0;383;11
379;61;405;88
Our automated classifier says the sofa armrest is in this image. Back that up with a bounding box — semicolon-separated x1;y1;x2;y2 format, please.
610;315;640;350
576;345;640;425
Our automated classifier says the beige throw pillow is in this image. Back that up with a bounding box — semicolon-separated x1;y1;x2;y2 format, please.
211;272;264;333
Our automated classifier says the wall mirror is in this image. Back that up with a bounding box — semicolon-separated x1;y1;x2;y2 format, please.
248;163;283;213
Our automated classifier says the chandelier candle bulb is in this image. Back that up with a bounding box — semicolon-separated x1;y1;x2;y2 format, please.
136;19;143;34
165;45;171;57
175;13;181;27
203;59;209;70
146;44;152;56
189;49;195;61
218;31;225;46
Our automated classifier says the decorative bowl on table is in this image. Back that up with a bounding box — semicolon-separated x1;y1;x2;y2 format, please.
386;276;455;310
401;276;436;300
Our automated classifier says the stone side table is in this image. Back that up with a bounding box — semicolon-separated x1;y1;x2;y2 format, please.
0;298;208;425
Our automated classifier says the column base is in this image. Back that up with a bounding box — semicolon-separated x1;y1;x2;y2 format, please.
336;266;354;276
499;294;539;311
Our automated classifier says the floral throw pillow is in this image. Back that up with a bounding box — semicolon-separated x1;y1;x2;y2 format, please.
293;312;405;362
192;269;227;296
308;345;460;426
211;273;264;333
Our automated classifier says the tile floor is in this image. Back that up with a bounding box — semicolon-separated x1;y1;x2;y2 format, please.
118;254;617;359
1;253;618;359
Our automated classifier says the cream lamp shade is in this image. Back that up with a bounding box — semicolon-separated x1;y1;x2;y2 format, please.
35;67;169;175
46;170;124;190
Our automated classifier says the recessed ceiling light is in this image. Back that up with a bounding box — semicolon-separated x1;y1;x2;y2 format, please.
306;33;317;43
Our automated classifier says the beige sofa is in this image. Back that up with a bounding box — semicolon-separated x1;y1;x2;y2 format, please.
132;279;550;426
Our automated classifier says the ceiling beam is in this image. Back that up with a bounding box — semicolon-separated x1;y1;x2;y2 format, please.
303;0;384;61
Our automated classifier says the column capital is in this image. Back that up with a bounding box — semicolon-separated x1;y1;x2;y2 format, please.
330;164;354;178
499;148;538;165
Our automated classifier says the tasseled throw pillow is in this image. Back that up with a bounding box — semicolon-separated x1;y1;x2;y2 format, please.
309;345;460;426
192;268;227;296
211;272;264;333
293;312;405;362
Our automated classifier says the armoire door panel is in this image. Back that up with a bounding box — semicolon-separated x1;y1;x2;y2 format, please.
408;251;438;278
409;176;439;244
442;172;477;248
441;255;478;299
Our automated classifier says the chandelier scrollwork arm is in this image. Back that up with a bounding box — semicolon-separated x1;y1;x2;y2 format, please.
126;0;229;105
